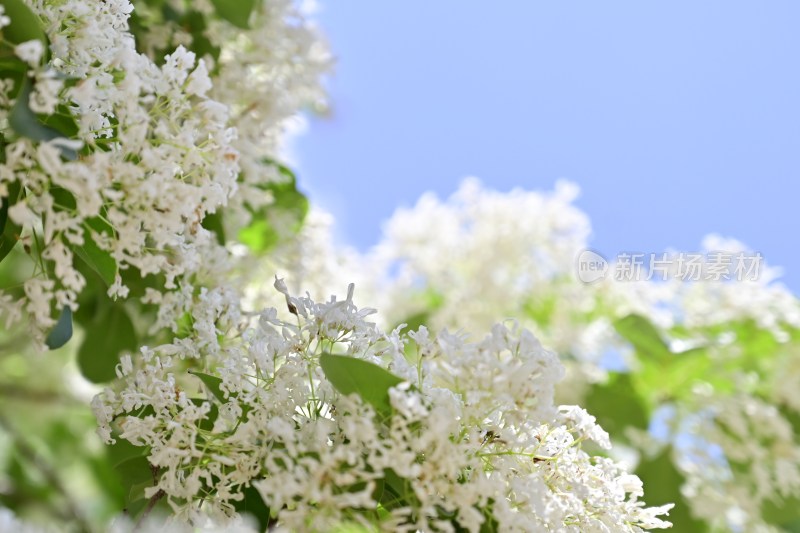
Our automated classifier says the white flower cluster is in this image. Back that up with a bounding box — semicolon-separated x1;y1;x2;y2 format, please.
267;178;800;531
128;0;330;226
93;281;672;531
0;0;328;343
1;0;232;335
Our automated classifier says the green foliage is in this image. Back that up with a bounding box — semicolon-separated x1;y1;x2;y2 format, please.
107;438;153;505
637;347;711;404
613;314;715;407
2;0;797;530
523;292;559;327
377;467;418;511
201;210;226;245
0;180;22;263
201;160;310;254
103;437;171;520
238;162;310;254
77;303;138;382
188;369;227;403
8;80;78;160
320;353;405;421
585;372;649;438
393;290;444;335
73;230;118;287
209;0;257;29
0;0;46;47
614;314;671;362
44;306;72;349
395;310;431;336
635;447;709;532
129;4;221;65
233;484;273;532
762;494;800;531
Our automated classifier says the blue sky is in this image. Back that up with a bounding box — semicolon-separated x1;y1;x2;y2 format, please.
294;2;799;292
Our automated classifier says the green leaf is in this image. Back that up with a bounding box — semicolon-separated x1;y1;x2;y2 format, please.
377;468;418;511
188;370;226;403
0;0;46;46
210;0;256;29
394;291;443;338
201;210;225;245
0;55;28;77
238;162;310;254
189;398;219;432
637;347;712;403
585;372;649;438
107;438;156;517
108;439;151;485
182;10;221;62
48;185;76;210
614;314;672;361
635;447;709;532
762;494;800;529
233;484;272;532
238;218;279;253
270;180;309;229
9;80;78;159
394;310;430;335
0;56;26;102
320;353;405;420
39;104;80;139
0;180;22;263
523;293;558;327
77;303;138;383
45;305;73;349
727;320;780;376
73;230;117;287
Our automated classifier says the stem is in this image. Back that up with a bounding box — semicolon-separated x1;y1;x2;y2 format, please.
134;489;165;530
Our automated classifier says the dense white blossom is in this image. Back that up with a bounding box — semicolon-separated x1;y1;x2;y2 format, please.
94;284;671;531
0;0;329;347
264;178;800;531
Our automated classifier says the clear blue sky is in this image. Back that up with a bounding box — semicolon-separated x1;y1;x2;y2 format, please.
293;2;800;292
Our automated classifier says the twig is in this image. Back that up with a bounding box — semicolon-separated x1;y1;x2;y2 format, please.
134;489;165;530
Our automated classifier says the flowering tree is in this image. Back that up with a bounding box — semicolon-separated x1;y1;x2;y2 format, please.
0;0;793;532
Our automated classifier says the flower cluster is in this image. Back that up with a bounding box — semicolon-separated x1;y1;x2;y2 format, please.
1;0;238;336
128;0;330;224
94;280;672;531
271;178;800;531
0;0;326;345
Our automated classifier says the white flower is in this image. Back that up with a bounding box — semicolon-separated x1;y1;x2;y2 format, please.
8;200;39;227
0;6;10;28
187;59;212;97
14;39;44;66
